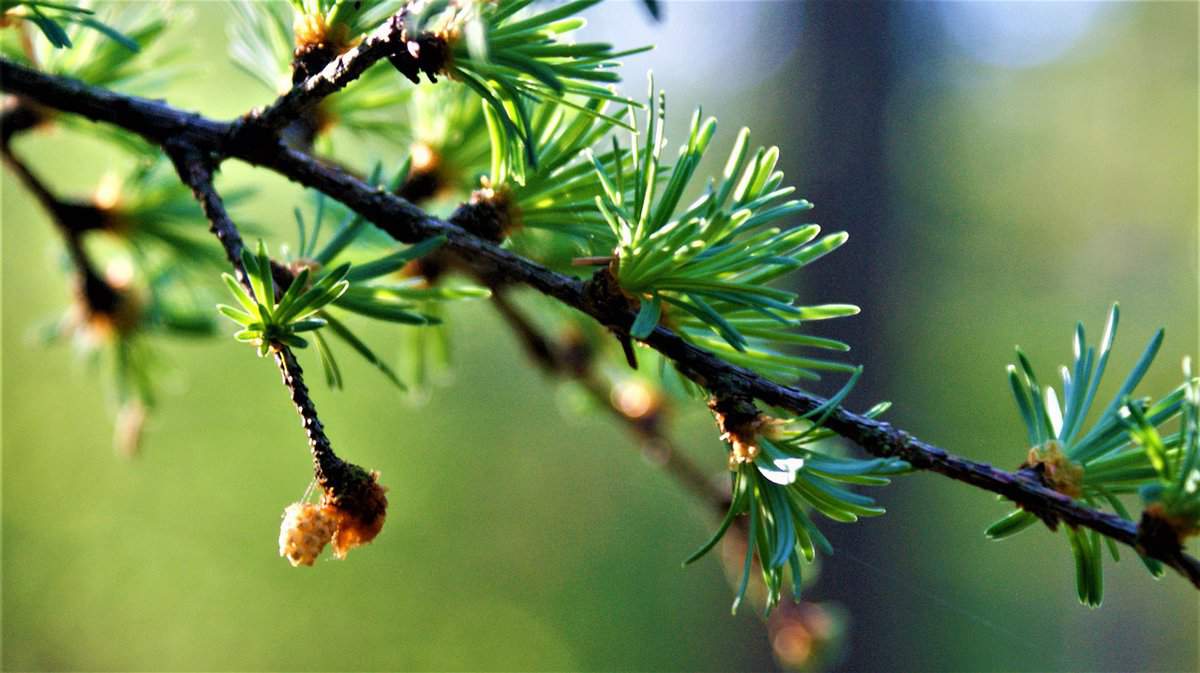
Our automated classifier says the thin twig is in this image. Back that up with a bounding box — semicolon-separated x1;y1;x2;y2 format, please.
490;289;727;513
164;143;249;284
1;141;117;312
239;9;444;136
239;12;404;134
1;95;47;145
166;143;348;492
3;57;1197;588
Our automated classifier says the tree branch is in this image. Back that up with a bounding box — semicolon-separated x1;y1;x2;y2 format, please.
164;143;249;283
237;8;444;137
166;143;349;494
4;57;1197;589
240;11;406;135
1;95;48;146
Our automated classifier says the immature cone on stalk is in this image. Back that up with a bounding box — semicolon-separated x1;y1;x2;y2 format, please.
279;502;337;567
278;460;389;566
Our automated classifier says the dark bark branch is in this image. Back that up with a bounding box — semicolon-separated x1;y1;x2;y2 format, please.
242;11;406;134
1;95;48;145
1;142;57;213
164;143;250;286
240;8;445;137
489;290;563;374
166;143;348;493
0;60;227;145
3;57;1198;589
274;346;348;492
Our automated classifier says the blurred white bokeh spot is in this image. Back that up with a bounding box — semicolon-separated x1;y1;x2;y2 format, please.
582;0;802;92
936;2;1111;68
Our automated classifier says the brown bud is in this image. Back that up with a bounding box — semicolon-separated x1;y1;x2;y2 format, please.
1022;440;1084;499
322;467;389;559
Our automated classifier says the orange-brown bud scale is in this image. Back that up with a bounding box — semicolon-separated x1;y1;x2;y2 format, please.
321;467;389;559
1022;440;1084;499
1144;503;1200;544
290;13;360;86
293;13;357;55
711;397;770;469
287;258;322;285
444;187;518;244
396;143;452;204
69;281;142;346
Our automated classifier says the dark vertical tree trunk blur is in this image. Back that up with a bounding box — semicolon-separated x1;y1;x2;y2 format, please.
796;0;893;381
792;3;899;671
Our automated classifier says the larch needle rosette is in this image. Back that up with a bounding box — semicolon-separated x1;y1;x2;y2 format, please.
986;304;1187;606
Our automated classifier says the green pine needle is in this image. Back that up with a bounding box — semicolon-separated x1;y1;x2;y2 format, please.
987;303;1187;607
414;0;648;168
0;1;139;51
590;80;857;382
688;411;908;614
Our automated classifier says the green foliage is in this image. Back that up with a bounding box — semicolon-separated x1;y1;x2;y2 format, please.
1;1;168;87
411;0;647;166
485;94;609;191
101;158;234;268
402;82;491;200
39;257;216;457
986;304;1186;606
280;177;490;389
218;240;350;356
2;2;180;154
485;95;625;247
10;0;1192;628
287;0;403;40
591;83;856;381
688;393;908;614
1125;360;1200;533
0;0;139;51
227;0;294;92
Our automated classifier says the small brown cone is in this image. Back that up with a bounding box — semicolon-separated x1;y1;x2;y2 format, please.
279;502;336;567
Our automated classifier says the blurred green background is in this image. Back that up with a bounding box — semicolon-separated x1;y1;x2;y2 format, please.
2;1;1196;671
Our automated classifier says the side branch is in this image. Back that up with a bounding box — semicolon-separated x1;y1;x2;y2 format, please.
165;143;249;283
5;58;1197;588
239;7;444;136
1;140;118;313
166;144;347;491
239;11;407;134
